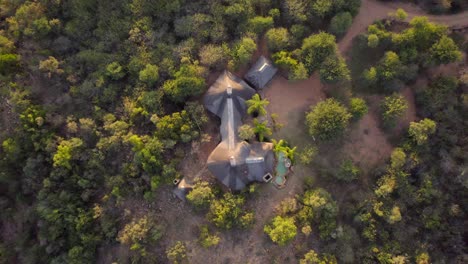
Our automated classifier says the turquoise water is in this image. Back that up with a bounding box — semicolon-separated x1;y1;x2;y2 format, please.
275;152;288;185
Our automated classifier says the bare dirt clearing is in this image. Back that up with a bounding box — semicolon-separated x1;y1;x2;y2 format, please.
264;74;325;127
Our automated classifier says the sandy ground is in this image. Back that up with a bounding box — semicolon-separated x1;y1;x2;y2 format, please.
264;73;325;126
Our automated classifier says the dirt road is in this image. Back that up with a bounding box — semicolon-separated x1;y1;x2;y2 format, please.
339;0;468;54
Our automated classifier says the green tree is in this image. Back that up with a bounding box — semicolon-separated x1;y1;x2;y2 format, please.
199;44;227;69
208;193;245;229
387;206;402;224
380;93;408;127
367;34;379;48
283;0;308;23
39;56;63;78
198;225;220;248
301;32;337;74
337;160;360;182
349;97;368;120
272;51;298;71
319;55;350;84
272;51;308;81
238;124;255;141
246;94;269;116
305;99;351;140
419;76;458;113
0;36;15;54
166;241;187;264
264;216;297;245
231;37;257;69
311;0;333;17
375;174;396;197
416;252;430;264
290;63;309;81
248;16;274;35
300;249;337;264
429;35;462;65
298;145;318;165
376;51;404;83
186;181;214;208
408;118;436;145
265;27;290;52
363;67;378;86
390;148;406;170
0;54;21;74
390;8;408;21
272;139;297;162
106;62;125;80
393;16;446;52
139;64;159;86
329;12;352;37
53;138;83;170
298;188;338;239
253;119;272;142
163;64;206;103
118;215;161;253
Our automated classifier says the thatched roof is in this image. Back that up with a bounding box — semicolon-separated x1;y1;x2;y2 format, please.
245;56;278;89
203;71;275;190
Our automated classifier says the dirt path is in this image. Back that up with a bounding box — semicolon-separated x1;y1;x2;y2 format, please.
339;0;468;54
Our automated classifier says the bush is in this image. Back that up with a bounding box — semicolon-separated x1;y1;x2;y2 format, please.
166;241;187;264
298;145;318;165
139;64;159;86
238;124;255;141
186;181;214;208
380;93;408;127
337;160;360;182
301;32;337;74
367;34;379;48
264;216;297;245
208;193;244;229
265;27;290;52
276;198;298;216
231;37;257;69
319;55;350;84
298;188;338;239
305;98;352;140
118;215;162;252
198;225;220;248
106;62;125;80
199;44;227;69
248;16;274;35
349;98;368;120
429;35;462;65
408;118;436;145
0;53;20;74
329;12;353;37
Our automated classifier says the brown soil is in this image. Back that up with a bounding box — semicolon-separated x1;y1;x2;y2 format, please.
342;113;393;177
264;73;325;127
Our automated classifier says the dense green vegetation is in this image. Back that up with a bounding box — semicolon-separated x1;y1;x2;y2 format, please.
0;0;466;263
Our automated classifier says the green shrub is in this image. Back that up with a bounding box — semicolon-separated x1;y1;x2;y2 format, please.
349;97;368;120
306;98;351;140
264;216;297;245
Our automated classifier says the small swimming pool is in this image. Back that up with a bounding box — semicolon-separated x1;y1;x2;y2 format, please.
274;151;288;186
